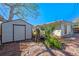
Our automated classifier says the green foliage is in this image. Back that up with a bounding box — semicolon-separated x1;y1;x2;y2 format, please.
33;28;40;36
39;21;61;33
50;36;62;49
37;21;62;49
44;30;62;49
40;26;45;30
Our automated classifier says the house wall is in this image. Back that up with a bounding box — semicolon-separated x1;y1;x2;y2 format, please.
53;23;73;37
61;23;65;36
67;24;72;34
2;20;32;43
61;23;73;36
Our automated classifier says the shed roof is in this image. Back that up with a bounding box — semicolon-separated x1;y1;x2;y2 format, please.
2;19;33;26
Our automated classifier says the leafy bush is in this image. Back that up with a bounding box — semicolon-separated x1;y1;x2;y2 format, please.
50;36;62;49
44;30;62;49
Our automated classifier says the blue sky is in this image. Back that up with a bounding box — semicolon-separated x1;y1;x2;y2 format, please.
0;3;79;25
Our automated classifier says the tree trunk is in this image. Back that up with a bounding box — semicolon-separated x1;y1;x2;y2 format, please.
8;6;14;21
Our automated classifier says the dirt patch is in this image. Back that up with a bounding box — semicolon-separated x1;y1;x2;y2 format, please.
0;39;79;56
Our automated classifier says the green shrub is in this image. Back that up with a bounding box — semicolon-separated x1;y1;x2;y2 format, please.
44;39;50;47
50;36;62;49
44;30;62;49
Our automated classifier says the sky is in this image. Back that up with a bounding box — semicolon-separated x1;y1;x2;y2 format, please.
0;3;79;25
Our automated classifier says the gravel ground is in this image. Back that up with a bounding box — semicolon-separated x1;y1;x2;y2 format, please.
0;40;79;56
0;34;79;56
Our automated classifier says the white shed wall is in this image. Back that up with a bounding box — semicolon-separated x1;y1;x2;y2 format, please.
26;24;32;39
11;20;32;39
2;20;32;43
2;23;13;43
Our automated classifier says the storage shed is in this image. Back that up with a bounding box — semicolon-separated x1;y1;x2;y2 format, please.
1;19;33;43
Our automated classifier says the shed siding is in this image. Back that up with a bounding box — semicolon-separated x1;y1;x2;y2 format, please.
26;24;32;39
2;23;13;43
2;20;32;43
